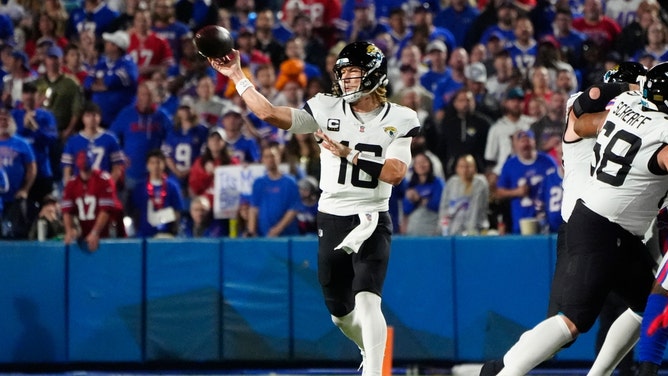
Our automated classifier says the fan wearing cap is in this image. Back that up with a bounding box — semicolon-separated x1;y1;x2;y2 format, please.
128;9;175;82
419;39;449;94
83;29;139;127
1;50;37;108
209;40;419;376
10;81;58;203
495;129;558;234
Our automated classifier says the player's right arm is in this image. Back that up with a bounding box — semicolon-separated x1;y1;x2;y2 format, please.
209;52;294;130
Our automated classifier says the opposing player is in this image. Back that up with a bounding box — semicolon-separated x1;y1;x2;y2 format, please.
208;41;420;376
481;62;652;376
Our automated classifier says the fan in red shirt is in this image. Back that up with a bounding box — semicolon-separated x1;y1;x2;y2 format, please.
128;9;175;82
572;0;621;51
62;150;124;251
188;128;240;207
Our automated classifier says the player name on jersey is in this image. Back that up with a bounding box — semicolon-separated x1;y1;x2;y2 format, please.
611;95;652;128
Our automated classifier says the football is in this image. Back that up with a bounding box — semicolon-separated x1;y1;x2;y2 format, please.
193;25;234;59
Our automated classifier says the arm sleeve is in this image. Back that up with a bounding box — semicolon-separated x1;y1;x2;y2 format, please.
385;137;412;165
288;108;320;134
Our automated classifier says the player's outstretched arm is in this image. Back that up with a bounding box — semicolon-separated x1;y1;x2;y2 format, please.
209;52;293;130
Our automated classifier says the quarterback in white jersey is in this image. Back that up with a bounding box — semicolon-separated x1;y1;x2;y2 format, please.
209;41;419;376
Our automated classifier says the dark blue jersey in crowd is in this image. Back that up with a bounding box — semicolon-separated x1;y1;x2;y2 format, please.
506;41;538;74
497;152;558;234
433;4;480;48
11;108;57;179
0;135;35;204
152;21;191;61
250;174;301;236
420;68;451;95
131;176;185;237
109;106;172;180
401;177;445;216
539;168;564;233
84;55;139;126
68;4;119;37
227;135;261;163
161;124;209;173
61;131;125;176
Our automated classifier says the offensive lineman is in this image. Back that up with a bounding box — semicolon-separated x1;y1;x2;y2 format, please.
208;42;420;376
481;62;657;376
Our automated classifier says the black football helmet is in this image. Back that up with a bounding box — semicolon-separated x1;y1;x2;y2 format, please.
642;61;668;112
333;41;388;102
603;61;647;84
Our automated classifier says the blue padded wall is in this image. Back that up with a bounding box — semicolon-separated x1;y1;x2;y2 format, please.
0;241;66;363
221;238;290;360
145;239;221;361
68;239;143;361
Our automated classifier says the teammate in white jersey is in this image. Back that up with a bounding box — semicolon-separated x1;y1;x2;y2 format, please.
208;41;420;376
481;62;653;376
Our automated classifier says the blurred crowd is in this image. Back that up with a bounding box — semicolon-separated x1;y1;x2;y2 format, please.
0;0;665;244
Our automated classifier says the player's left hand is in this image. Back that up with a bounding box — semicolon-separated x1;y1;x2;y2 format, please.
85;231;100;252
648;304;668;336
317;130;351;158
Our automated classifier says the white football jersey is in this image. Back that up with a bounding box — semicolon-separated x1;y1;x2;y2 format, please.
561;92;597;222
304;94;420;216
580;90;668;236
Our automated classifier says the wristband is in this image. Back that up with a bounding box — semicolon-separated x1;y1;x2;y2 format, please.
236;78;253;96
346;150;359;164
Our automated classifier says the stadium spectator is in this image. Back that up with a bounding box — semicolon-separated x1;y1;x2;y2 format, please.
151;0;192;63
129;149;184;238
572;0;621;54
616;0;661;60
434;0;480;48
61;102;125;184
400;151;445;236
552;8;588;70
27;194;65;240
495;129;558;234
385;7;409;49
344;0;390;43
439;154;490;235
523;66;553;115
530;90;567;155
254;8;287;72
220;109;261;163
187;74;235;128
181;194;226;237
67;0;119;38
34;45;84;184
432;47;468;119
632;20;668;63
292;13;327;75
476;1;518;47
484;86;535;177
295;175;319;235
253;63;282;104
162;104;209;189
109;83;172;204
464;61;501;121
389;63;433;115
62;150;124;252
188;127;239;207
84;30;139;127
106;0;143;33
272;0;302;45
10;82;58;203
485;50;517;104
44;0;69;37
2;50;37;108
386;44;426;93
397;87;430;126
174;0;219;32
247;144;300;237
429;88;490;178
505;15;538;76
420;39;449;94
24;13;68;62
0;107;37;239
283;132;320;182
128;9;175;82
